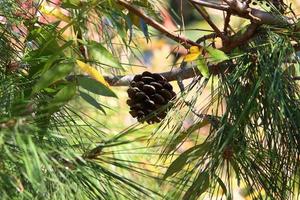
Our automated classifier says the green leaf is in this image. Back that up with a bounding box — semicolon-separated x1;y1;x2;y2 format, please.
295;62;300;76
40;40;73;75
32;63;74;93
47;83;76;111
88;41;123;70
296;19;300;30
186;119;210;133
17;135;42;186
206;47;229;63
61;0;81;9
163;151;188;179
79;90;106;114
78;76;117;98
197;57;210;78
139;18;150;42
230;159;241;186
165;120;210;155
163;142;210;179
216;176;227;195
52;83;76;103
183;172;210;200
27;24;61;56
127;10;150;41
76;60;110;86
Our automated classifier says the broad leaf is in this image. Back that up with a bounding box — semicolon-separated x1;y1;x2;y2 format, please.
33;63;74;93
26;24;66;78
206;47;229;63
183;172;210;200
165;120;210;155
126;12;150;42
197;56;210;78
51;83;76;103
163;142;210;179
47;83;76;112
61;0;81;9
76;60;110;87
88;41;123;69
39;2;71;23
296;19;300;30
79;90;106;114
184;46;202;62
186;119;210;133
139;18;150;42
125;14;134;43
78;76;117;98
41;40;73;74
163;151;188;179
216;176;227;195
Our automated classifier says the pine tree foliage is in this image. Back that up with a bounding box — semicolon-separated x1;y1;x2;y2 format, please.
161;30;300;199
153;2;300;199
0;0;300;199
0;0;165;199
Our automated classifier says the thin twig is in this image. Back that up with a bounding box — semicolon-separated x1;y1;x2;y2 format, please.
117;0;201;49
103;66;201;86
82;145;104;159
221;23;259;52
223;12;231;35
66;61;235;87
189;0;228;42
117;0;291;55
191;0;229;11
102;61;234;86
222;0;249;14
190;0;292;26
196;33;218;44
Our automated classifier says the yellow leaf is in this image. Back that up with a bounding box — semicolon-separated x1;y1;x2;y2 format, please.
76;60;110;87
40;2;71;23
190;46;201;54
184;46;202;62
184;53;201;62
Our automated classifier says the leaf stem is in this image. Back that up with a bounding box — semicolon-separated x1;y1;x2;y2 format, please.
189;0;228;42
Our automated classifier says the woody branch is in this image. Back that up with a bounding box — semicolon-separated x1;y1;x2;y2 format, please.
100;0;296;87
84;0;298;160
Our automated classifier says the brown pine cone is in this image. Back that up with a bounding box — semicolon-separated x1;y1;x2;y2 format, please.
126;71;176;124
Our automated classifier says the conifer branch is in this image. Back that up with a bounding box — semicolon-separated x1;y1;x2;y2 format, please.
221;23;259;52
103;62;232;86
116;0;292;55
190;0;292;26
103;66;201;86
117;0;201;49
189;1;228;42
103;63;300;86
196;33;218;44
223;12;232;35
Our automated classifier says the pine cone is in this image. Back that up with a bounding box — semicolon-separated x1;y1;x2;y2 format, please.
127;71;176;124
